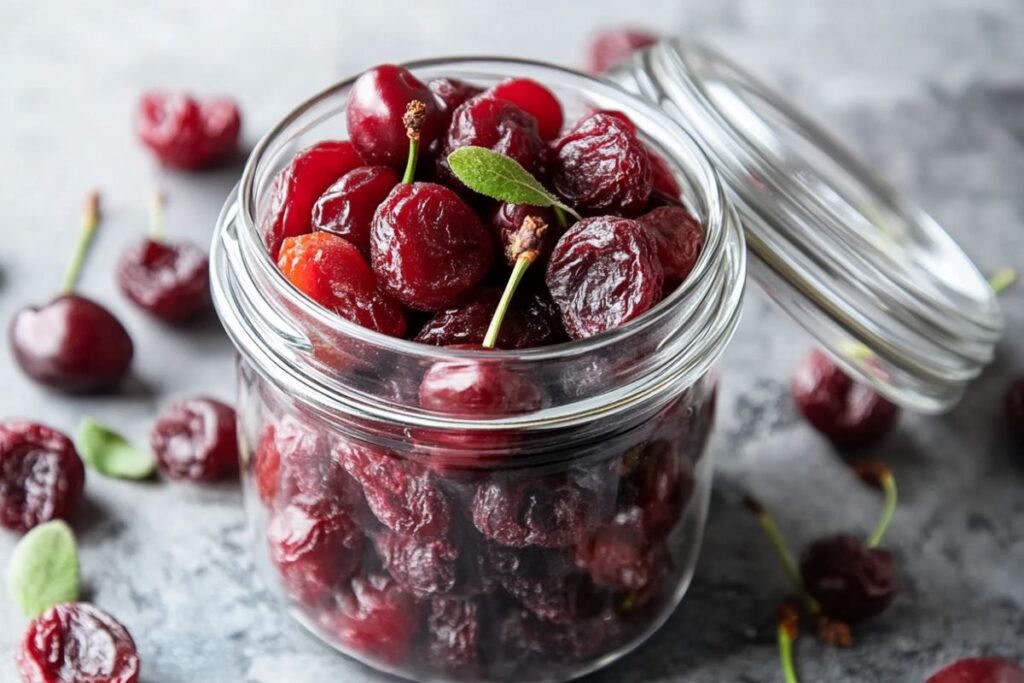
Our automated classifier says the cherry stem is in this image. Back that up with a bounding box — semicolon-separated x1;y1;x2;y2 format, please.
552;205;569;229
989;268;1016;294
61;191;100;295
482;215;548;349
149;192;165;242
401;100;426;185
777;610;800;683
744;496;821;614
865;469;898;548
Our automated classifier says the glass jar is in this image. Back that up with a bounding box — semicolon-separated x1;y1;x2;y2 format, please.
211;45;999;683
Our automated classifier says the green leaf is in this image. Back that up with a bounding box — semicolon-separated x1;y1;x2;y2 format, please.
446;146;581;220
7;520;79;618
76;417;155;480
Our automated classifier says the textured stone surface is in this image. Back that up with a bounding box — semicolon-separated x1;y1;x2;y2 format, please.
1;1;1022;681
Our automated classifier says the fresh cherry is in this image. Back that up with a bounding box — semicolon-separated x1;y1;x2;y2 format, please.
150;396;239;482
639;205;704;288
799;534;896;623
117;194;210;322
260;140;365;259
322;574;419;663
312;165;399;258
586;29;659;74
10;192;133;392
1007;378;1024;444
927;657;1024;683
546;215;664;339
137;90;241;169
487;78;564;140
792;350;899;449
18;603;140;683
347;64;445;170
415;287;565;349
0;420;85;533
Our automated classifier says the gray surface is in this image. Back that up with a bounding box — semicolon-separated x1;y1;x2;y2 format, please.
1;1;1023;681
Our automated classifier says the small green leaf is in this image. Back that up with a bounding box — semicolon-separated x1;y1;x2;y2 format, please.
7;520;79;618
447;146;581;220
76;417;155;480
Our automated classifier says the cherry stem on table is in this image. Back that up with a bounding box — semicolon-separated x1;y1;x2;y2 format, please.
61;191;101;295
401;100;426;185
743;495;821;615
866;469;898;548
149;192;165;242
777;601;801;683
482;215;548;349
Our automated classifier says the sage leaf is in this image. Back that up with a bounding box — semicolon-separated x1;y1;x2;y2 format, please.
76;417;155;480
7;520;79;618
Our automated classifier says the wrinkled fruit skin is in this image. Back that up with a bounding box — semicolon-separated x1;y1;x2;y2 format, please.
575;508;660;592
487;545;592;624
10;295;134;393
375;530;458;598
1007;379;1024;444
800;534;896;623
551;112;652;216
499;607;623;663
370;182;494;311
346;65;445;169
639;205;704;288
150;396;239;482
472;476;593;548
260;140;365;258
426;597;479;673
136;90;240;169
546;216;664;339
278;232;406;338
429;78;483;121
926;657;1024;683
0;420;84;533
487;78;564;140
323;574;418;663
18;603;140;683
491;203;560;269
792;350;899;449
117;239;210;322
312;165;398;258
414;287;565;349
586;29;660;74
253;415;348;507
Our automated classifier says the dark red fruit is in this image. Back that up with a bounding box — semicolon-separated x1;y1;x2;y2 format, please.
278;232;407;337
487;545;588;623
254;415;347;507
260;140;365;258
799;534;895;623
648;147;683;199
150;396;238;482
311;166;399;258
370;182;494;311
792;350;899;449
117;239;210;322
137;90;241;169
546;216;664;339
337;439;451;540
268;497;364;605
490;203;559;269
499;607;622;662
618;440;690;540
0;420;84;533
10;295;133;392
437;95;546;190
323;574;418;663
639;205;704;287
551;112;653;216
487;78;564;140
575;507;659;592
586;29;659;74
426;597;479;673
414;287;565;349
1007;379;1024;444
346;65;445;169
429;78;483;119
472;476;593;548
927;657;1024;683
374;529;458;598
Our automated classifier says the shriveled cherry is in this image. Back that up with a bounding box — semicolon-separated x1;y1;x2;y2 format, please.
254;415;349;507
278;232;406;337
927;657;1024;683
260;140;365;258
414;287;565;349
575;507;660;593
425;597;479;673
117;239;209;322
370;182;494;311
799;534;895;623
0;420;85;533
472;475;594;548
551;112;653;216
18;603;140;683
311;165;398;258
429;78;483;119
150;396;238;482
374;529;458;598
323;574;419;663
640;205;704;287
137;90;241;169
1007;378;1024;444
487;78;564;140
585;109;682;199
792;350;899;449
499;607;623;663
618;440;690;540
487;544;589;623
586;29;659;74
347;65;445;170
546;215;664;339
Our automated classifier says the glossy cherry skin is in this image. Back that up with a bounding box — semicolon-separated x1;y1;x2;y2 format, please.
487;78;564;140
414;287;566;349
10;294;134;392
0;420;85;533
586;29;659;74
639;205;704;288
347;64;445;170
18;603;140;683
1007;378;1024;444
586;109;682;199
260;140;365;259
927;657;1024;683
792;350;899;449
370;182;494;311
150;396;239;482
117;238;210;322
312;165;399;258
137;90;240;169
800;534;895;623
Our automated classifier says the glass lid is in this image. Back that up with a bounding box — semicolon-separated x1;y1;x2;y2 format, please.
611;40;1003;413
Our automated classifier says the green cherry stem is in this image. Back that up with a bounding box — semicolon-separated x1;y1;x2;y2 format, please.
854;462;898;548
989;267;1016;294
482;215;548;349
552;205;569;229
61;191;101;295
777;601;801;683
149;192;166;242
743;495;821;614
401;100;426;185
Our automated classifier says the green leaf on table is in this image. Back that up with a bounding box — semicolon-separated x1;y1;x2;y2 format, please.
76;417;156;480
446;146;581;220
7;520;79;618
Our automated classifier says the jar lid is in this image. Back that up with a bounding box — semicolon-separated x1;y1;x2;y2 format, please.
613;40;1003;412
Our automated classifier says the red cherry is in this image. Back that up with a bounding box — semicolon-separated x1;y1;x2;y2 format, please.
117;238;210;322
799;534;896;623
586;29;659;74
312;165;399;258
429;78;483;119
136;90;240;169
414;287;566;350
150;396;238;482
639;205;704;287
0;420;85;533
575;507;661;593
927;657;1024;683
487;78;564;140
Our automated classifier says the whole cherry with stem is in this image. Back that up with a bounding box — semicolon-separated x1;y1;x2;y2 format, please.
9;191;134;391
482;214;552;348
